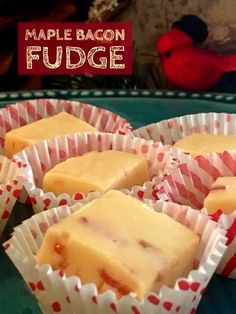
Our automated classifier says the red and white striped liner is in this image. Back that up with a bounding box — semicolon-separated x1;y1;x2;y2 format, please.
132;112;236;164
4;191;227;314
157;151;236;279
0;98;132;203
0;156;25;237
0;98;132;155
13;132;172;213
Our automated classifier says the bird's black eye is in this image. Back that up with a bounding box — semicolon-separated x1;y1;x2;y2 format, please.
164;51;171;58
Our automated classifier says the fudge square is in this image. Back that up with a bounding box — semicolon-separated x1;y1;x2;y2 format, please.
43;150;150;196
36;190;199;299
173;133;236;156
204;176;236;215
4;112;97;158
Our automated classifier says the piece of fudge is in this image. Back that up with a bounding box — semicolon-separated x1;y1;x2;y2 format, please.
43;150;150;196
173;134;236;156
36;190;199;299
4;112;97;158
204;177;236;214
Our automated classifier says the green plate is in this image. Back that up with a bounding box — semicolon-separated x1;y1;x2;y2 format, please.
0;89;236;314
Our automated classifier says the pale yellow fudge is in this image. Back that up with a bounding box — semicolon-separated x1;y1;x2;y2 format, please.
43;150;149;196
173;134;236;156
204;177;236;214
37;190;199;299
4;112;97;158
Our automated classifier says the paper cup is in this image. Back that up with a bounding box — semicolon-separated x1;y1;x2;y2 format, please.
0;156;25;237
13;132;171;213
4;189;226;314
0;99;132;153
0;98;132;203
157;151;236;279
132;112;236;164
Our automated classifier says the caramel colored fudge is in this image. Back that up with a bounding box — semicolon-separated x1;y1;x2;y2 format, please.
173;134;236;156
204;177;236;214
43;150;149;196
4;112;97;158
37;190;199;298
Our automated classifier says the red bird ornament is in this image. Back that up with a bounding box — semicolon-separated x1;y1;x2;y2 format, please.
157;15;236;91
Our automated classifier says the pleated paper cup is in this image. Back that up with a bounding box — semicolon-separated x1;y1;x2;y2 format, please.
157;151;236;279
0;98;132;203
0;99;132;153
132;112;236;164
4;189;226;314
0;156;25;237
13;132;172;213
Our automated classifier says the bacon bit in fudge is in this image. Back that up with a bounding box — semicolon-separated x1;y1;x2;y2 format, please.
139;239;160;252
100;269;131;296
78;217;120;240
112;238;126;244
53;242;64;254
139;239;152;248
79;216;89;224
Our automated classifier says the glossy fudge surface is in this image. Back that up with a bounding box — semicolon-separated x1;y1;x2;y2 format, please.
204;177;236;214
36;190;199;299
4;112;96;158
43;150;150;196
173;134;236;156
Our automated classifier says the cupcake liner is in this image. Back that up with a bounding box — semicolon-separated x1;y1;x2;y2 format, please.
132;112;236;165
157;151;236;278
0;156;26;237
13;132;172;213
0;99;132;154
4;189;227;314
0;98;132;203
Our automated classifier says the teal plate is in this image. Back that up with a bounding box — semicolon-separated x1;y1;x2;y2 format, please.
0;90;236;314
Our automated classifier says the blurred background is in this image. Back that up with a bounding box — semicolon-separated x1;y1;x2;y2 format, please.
1;0;236;92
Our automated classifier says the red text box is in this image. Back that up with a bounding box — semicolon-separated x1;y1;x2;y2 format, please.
18;22;132;75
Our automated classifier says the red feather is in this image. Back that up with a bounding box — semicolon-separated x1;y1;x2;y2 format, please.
220;54;236;72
